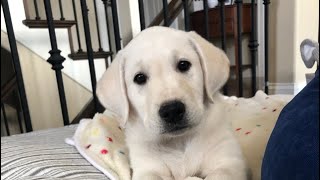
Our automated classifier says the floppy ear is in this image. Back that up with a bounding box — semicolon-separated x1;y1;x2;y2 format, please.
188;31;230;102
96;52;129;127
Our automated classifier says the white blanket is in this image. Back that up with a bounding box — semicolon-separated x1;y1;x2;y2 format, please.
66;90;293;180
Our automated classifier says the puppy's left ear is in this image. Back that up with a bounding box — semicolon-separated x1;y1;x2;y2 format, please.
188;31;230;102
96;52;129;127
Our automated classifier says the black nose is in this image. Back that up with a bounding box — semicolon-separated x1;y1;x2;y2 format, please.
159;100;186;123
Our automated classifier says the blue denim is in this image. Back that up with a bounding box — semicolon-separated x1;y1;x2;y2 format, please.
262;69;319;180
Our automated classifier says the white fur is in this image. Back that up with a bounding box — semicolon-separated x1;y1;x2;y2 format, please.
97;27;247;180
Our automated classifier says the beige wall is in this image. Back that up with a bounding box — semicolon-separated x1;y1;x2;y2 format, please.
268;0;319;94
269;0;296;83
1;31;91;130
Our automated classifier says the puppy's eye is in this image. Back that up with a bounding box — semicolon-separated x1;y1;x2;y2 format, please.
134;73;148;85
177;60;191;72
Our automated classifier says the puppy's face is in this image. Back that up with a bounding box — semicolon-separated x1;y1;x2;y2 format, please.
124;34;205;136
97;27;230;138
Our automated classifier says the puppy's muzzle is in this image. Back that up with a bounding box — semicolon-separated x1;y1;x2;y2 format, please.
159;100;186;125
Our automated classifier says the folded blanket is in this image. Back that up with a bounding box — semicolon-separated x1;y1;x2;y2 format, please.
226;91;292;180
65;112;131;180
66;90;293;180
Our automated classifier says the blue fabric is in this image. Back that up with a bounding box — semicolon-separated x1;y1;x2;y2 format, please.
262;70;319;180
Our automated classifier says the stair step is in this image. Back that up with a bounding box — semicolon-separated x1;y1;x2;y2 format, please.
68;51;113;60
22;19;76;28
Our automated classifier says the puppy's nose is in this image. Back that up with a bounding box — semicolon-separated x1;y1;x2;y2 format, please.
159;100;186;123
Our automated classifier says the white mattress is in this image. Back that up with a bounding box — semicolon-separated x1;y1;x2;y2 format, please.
1;125;109;180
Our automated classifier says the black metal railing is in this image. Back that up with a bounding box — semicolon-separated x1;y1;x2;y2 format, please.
102;0;113;61
33;0;40;20
110;0;121;52
79;0;99;112
182;0;190;31
249;0;259;95
1;103;10;136
44;0;70;126
58;0;65;20
218;0;227;95
263;0;270;94
235;0;244;97
1;0;272;135
93;0;103;52
2;0;33;133
72;0;83;53
162;0;169;27
203;0;209;39
138;0;146;30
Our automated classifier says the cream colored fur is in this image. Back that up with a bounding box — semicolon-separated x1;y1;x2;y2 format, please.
97;27;247;180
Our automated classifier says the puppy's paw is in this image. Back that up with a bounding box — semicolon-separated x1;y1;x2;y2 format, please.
184;177;203;180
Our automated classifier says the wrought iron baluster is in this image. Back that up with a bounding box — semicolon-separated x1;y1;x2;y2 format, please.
203;0;209;40
162;0;169;27
110;0;121;52
2;0;33;132
138;0;146;30
80;0;100;112
15;90;24;133
72;0;83;53
218;0;226;51
235;0;243;97
44;0;69;125
93;0;103;52
33;0;40;20
15;109;24;133
218;0;228;95
102;0;113;61
1;103;10;136
58;0;65;20
248;0;259;96
263;0;270;94
182;0;190;31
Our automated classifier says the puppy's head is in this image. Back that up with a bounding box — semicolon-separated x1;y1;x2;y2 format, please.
96;27;229;137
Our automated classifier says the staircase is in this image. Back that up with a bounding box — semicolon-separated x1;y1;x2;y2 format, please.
22;0;113;61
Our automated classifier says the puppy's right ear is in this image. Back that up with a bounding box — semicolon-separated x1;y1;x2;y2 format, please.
96;52;129;127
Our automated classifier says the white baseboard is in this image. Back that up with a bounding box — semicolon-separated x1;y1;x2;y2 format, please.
268;82;306;95
294;82;307;95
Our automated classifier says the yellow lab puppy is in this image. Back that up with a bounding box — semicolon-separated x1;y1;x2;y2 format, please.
97;27;247;180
